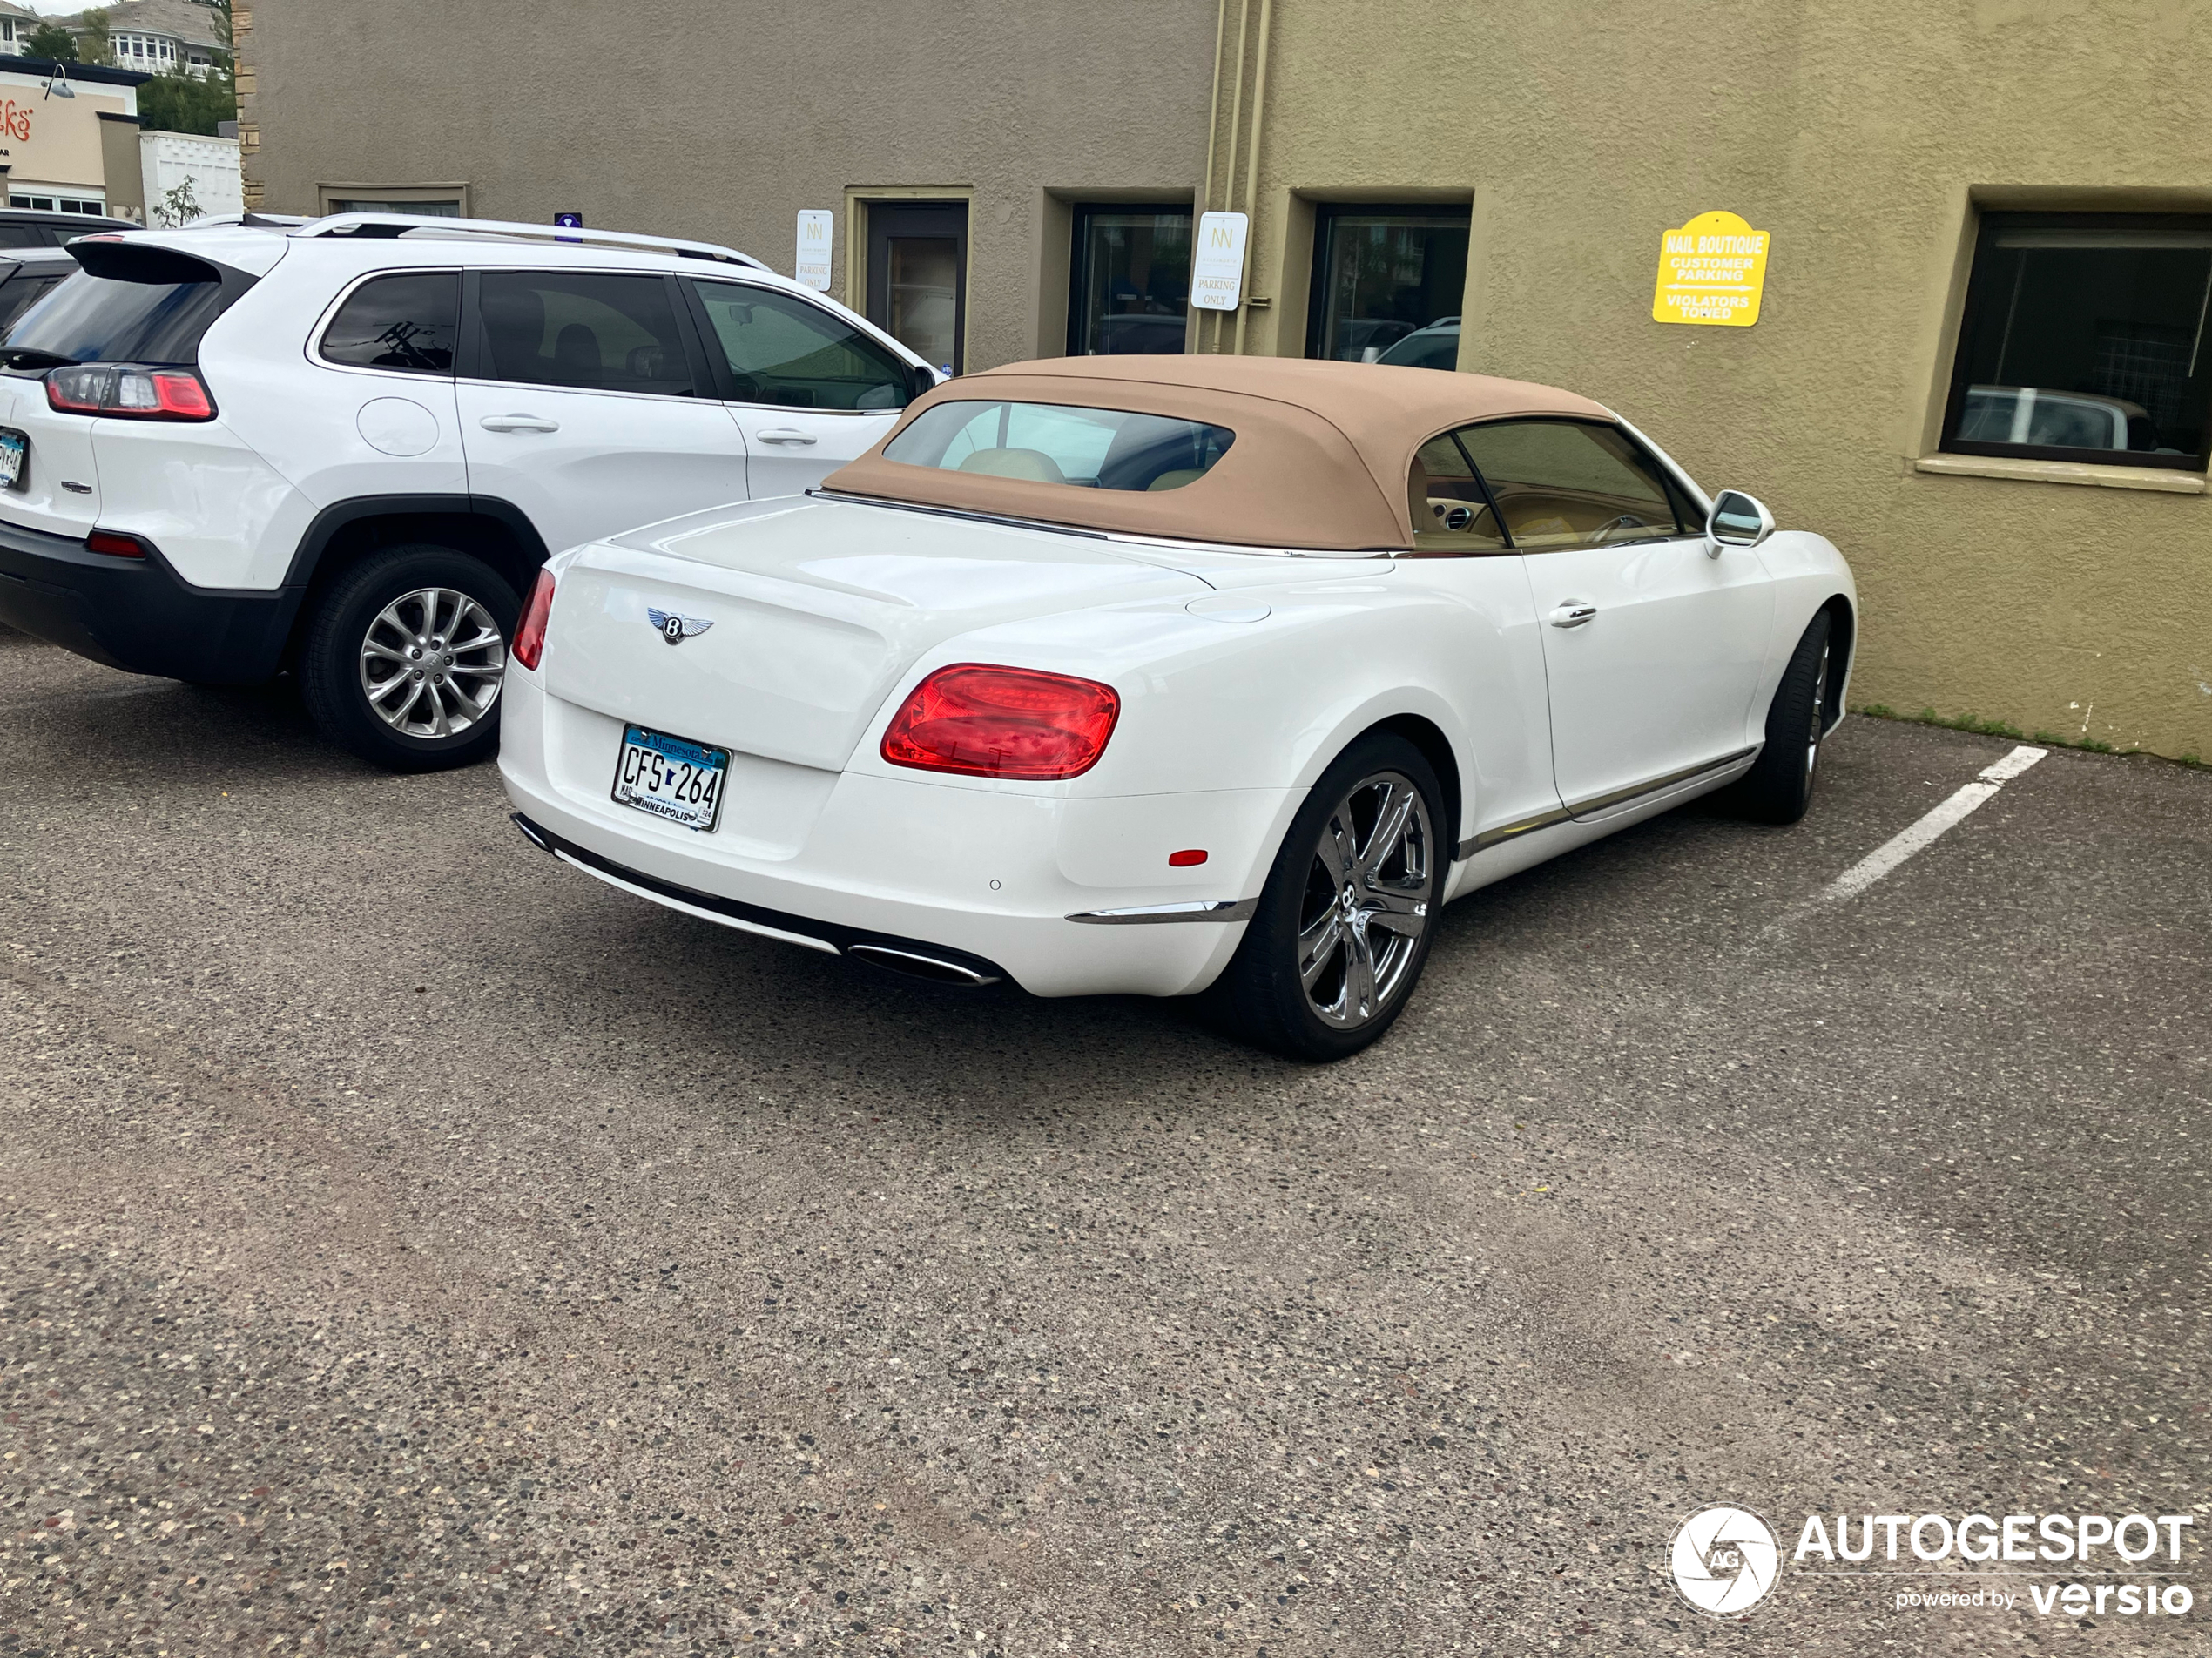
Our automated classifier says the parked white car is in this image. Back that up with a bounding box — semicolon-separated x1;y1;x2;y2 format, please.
502;357;1857;1058
0;212;937;769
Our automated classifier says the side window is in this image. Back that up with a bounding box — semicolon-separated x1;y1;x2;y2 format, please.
0;272;65;334
1453;421;1687;550
475;271;697;395
690;281;912;410
320;272;460;374
1408;432;1507;552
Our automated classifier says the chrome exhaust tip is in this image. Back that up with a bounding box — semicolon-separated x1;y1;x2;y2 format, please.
846;942;1001;987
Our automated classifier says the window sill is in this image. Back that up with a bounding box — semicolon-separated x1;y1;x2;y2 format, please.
1912;453;2206;495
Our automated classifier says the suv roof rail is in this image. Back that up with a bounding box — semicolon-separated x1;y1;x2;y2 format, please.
289;212;769;270
179;212;312;230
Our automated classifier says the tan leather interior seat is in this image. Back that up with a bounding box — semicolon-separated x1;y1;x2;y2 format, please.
1146;468;1204;492
956;448;1069;485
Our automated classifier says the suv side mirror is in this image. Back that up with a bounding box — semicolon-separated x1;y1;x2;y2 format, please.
1707;489;1775;551
906;361;941;403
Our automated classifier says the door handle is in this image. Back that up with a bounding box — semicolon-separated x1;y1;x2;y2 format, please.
754;428;818;445
1548;602;1598;629
479;414;559;433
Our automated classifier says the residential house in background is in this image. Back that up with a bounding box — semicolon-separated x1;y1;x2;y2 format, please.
58;0;226;78
0;2;42;54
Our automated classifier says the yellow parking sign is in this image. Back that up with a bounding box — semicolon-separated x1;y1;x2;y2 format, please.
1652;211;1770;327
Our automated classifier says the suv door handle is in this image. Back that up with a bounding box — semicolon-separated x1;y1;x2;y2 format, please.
479;414;559;433
1548;602;1598;629
754;428;818;445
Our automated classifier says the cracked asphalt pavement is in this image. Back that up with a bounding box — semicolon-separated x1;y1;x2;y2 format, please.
2;623;2207;1655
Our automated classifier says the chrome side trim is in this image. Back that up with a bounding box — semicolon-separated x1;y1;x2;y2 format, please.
552;848;841;955
1065;898;1258;925
1565;746;1759;819
1453;747;1761;860
1458;805;1574;860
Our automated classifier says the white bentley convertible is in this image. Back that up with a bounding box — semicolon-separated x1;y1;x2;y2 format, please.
500;357;1854;1058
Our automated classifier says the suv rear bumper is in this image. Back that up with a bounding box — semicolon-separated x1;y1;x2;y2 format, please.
0;513;293;683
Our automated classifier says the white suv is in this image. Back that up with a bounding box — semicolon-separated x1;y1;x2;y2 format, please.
0;213;937;769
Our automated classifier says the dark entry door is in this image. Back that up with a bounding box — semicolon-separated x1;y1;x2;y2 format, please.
866;201;967;375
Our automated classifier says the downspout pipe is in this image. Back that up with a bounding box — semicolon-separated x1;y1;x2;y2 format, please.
1231;0;1272;358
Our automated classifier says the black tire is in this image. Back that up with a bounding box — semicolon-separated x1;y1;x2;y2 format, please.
1723;610;1834;825
300;545;519;772
1206;732;1447;1062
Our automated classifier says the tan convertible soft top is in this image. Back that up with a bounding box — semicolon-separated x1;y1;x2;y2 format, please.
821;355;1614;550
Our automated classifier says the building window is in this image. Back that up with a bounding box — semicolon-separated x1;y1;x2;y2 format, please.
1068;205;1190;356
1306;204;1468;365
328;197;463;218
1943;212;2212;471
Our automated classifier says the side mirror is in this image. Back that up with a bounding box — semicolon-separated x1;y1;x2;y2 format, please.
906;361;941;403
1706;489;1775;551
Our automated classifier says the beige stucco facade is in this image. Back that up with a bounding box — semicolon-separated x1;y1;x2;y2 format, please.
237;0;2210;757
0;64;137;204
234;0;1212;372
1200;0;2212;759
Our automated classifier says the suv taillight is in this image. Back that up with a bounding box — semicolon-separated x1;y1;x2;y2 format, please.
880;664;1120;780
46;364;216;421
511;568;555;671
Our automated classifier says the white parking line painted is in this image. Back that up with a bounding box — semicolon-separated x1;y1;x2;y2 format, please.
1824;745;2048;902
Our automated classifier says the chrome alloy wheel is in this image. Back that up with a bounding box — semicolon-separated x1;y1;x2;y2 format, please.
358;586;507;739
1805;640;1831;778
1296;769;1435;1029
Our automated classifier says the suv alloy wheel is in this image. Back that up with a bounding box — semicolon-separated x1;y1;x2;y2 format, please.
300;545;520;772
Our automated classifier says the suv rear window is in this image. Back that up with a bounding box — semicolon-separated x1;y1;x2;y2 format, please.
3;244;241;367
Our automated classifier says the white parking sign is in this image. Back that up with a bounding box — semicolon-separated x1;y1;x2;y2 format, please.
1190;211;1248;311
795;210;833;291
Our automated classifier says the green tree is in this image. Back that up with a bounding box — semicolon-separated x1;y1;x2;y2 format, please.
23;24;78;61
138;66;233;135
138;4;236;138
76;8;111;65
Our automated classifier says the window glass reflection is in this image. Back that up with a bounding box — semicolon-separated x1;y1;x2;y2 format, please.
1070;208;1191;355
1310;210;1469;363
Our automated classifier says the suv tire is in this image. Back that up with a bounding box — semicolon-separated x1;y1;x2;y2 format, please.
1206;732;1447;1062
300;545;520;772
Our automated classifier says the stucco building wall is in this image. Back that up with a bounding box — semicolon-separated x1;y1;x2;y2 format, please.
239;0;1213;372
1211;0;2212;758
239;0;2211;757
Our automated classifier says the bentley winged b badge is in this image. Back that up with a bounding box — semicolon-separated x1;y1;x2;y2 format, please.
646;607;715;646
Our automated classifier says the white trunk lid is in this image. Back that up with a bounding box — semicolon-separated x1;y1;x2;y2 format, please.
542;496;1209;770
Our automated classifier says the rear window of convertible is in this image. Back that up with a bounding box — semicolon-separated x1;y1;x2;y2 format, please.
882;399;1235;491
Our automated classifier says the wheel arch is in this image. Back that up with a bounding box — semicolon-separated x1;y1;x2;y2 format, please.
274;494;551;668
1366;711;1465;858
1817;592;1857;734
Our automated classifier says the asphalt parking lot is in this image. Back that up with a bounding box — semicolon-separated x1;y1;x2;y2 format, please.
3;623;2208;1656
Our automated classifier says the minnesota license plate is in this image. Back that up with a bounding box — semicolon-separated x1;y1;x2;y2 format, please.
0;429;26;490
610;725;728;832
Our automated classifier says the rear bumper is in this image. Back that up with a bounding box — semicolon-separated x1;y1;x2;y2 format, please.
512;813;1015;987
498;673;1282;999
0;513;293;683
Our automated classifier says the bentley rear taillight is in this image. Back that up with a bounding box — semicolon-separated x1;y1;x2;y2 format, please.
880;664;1120;780
512;568;555;671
